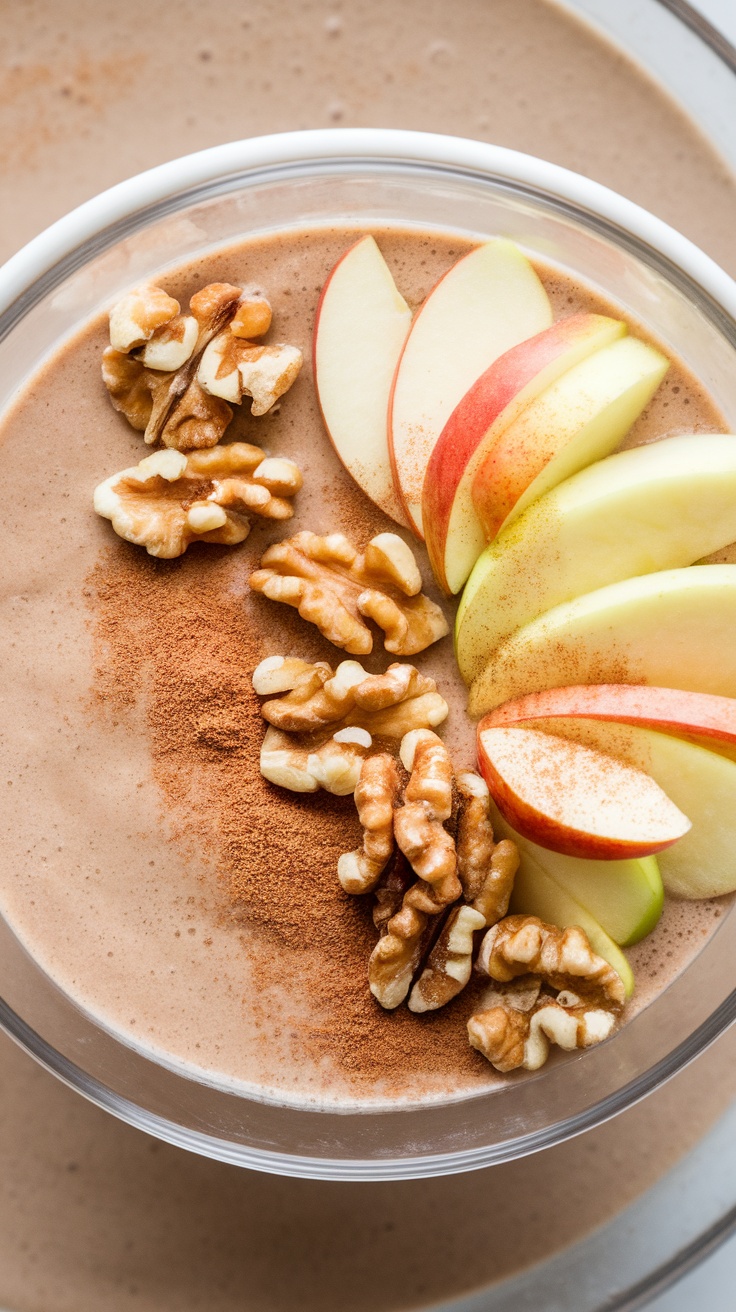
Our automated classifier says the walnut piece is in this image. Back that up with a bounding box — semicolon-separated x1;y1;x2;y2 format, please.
372;850;413;935
407;905;486;1014
252;657;447;796
476;915;626;1009
198;336;303;415
230;294;273;339
93;442;302;558
249;530;449;655
259;724;372;795
103;281;302;450
253;656;448;737
407;772;519;1014
368;732;461;1009
109;285;180;353
468;993;617;1073
338;755;401;893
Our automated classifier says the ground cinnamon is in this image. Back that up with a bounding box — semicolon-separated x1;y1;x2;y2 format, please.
86;538;490;1096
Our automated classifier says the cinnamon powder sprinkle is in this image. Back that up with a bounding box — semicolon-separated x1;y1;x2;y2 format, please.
85;540;493;1098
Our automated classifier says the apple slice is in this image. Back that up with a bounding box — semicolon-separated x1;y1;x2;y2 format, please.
471;335;668;541
469;564;736;717
477;725;690;860
314;235;412;525
493;799;662;945
502;823;661;949
493;716;736;900
388;239;552;537
423;313;627;594
508;847;635;996
482;684;736;753
456;433;736;684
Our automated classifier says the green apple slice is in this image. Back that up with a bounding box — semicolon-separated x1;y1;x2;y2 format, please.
493;808;662;945
471;334;668;542
507;841;635;997
508;718;736;899
469;564;736;716
457;434;736;685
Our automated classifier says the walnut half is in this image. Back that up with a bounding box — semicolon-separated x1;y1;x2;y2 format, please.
93;442;302;558
250;530;449;656
466;915;625;1071
251;656;448;796
103;281;303;451
467;989;617;1073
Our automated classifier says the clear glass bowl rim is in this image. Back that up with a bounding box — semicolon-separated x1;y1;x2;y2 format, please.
1;128;735;1183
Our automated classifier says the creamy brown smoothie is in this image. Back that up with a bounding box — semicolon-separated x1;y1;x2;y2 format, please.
1;0;736;1307
0;222;729;1105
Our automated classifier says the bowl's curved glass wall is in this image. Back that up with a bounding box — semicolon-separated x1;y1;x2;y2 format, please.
0;156;734;1179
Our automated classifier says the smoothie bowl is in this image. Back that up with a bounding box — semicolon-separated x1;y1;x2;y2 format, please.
0;129;735;1179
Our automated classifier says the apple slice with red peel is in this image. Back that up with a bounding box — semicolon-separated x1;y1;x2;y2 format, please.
493;717;736;899
423;313;627;595
388;239;552;538
481;684;736;752
314;235;412;525
471;334;668;541
476;725;691;860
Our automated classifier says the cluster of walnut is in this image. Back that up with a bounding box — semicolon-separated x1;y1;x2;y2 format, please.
94;281;305;557
339;731;518;1012
337;730;625;1070
252;654;625;1071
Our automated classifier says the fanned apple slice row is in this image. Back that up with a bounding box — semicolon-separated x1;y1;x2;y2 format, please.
476;726;690;860
388;239;553;539
456;433;736;684
314;235;412;525
484;715;736;900
423;313;626;595
471;334;668;541
469;564;736;716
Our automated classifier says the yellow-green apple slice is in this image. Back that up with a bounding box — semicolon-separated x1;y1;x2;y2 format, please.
456;434;736;684
481;683;736;753
387;240;552;538
469;564;736;716
423;313;626;595
471;335;668;540
314;235;412;525
476;725;690;859
507;844;635;995
493;716;736;899
496;814;662;946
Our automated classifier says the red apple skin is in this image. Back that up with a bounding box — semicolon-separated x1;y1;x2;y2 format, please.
480;685;736;748
422;314;618;594
476;726;691;860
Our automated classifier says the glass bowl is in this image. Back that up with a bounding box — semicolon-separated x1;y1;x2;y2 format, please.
0;128;735;1181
